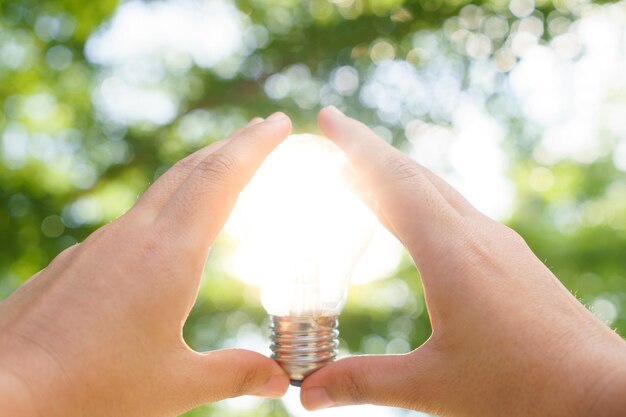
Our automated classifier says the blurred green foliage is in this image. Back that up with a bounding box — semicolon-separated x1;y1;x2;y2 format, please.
1;0;625;416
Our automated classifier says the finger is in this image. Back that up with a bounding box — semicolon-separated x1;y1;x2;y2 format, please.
135;117;265;213
177;349;290;407
135;140;226;212
417;167;479;218
157;112;292;249
244;116;266;128
341;163;398;236
326;108;477;218
318;106;462;257
300;349;438;411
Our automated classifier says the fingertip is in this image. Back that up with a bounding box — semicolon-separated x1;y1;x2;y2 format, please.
253;373;291;398
264;111;292;135
318;106;344;137
236;349;290;398
236;112;291;151
204;349;290;395
300;354;424;410
319;105;345;119
299;361;335;391
301;386;335;410
299;364;340;409
266;111;290;125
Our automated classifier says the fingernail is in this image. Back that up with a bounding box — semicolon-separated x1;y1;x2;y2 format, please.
255;375;288;398
324;105;345;117
266;112;288;122
303;387;335;410
245;117;264;127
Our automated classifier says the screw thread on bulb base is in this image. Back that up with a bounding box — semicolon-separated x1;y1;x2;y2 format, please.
269;315;339;386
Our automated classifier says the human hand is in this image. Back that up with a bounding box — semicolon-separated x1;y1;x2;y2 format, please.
0;113;293;417
300;107;626;416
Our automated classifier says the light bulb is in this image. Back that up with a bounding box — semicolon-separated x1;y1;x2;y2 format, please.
228;134;376;385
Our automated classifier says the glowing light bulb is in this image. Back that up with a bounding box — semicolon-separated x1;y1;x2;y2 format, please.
228;134;376;385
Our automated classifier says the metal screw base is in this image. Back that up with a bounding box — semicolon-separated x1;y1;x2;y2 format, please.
269;315;339;386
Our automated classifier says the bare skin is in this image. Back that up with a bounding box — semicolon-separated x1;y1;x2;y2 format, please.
2;107;625;417
0;113;293;417
299;106;626;416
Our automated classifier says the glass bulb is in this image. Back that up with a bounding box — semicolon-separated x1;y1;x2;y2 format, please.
228;134;376;385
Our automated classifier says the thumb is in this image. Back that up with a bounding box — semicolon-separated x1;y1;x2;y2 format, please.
177;349;290;407
300;348;438;411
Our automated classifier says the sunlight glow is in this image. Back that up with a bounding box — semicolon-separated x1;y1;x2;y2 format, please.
223;135;403;314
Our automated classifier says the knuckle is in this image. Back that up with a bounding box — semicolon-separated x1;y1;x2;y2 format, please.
171;154;201;175
367;154;425;202
135;225;174;264
139;234;162;260
499;224;528;247
455;221;529;273
55;243;80;261
196;152;240;185
84;223;114;244
230;368;256;398
386;154;421;183
453;223;496;266
46;243;82;271
343;365;367;404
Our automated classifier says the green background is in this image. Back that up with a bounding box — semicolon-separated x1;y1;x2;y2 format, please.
1;0;625;416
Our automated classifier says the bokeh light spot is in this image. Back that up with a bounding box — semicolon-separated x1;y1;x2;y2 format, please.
590;297;619;326
41;215;65;238
528;167;555;192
